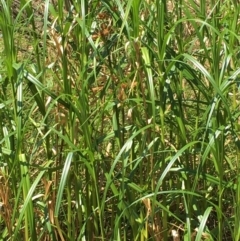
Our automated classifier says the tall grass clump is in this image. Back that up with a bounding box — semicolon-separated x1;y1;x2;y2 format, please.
0;0;239;240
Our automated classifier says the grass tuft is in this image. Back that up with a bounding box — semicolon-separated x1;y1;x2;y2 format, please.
0;0;240;240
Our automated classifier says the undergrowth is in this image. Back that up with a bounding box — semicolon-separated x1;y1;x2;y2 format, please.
0;0;240;240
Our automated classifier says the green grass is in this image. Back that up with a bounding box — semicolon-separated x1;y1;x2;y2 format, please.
0;0;240;240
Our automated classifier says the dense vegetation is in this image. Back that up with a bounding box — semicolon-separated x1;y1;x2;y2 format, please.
0;0;240;240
